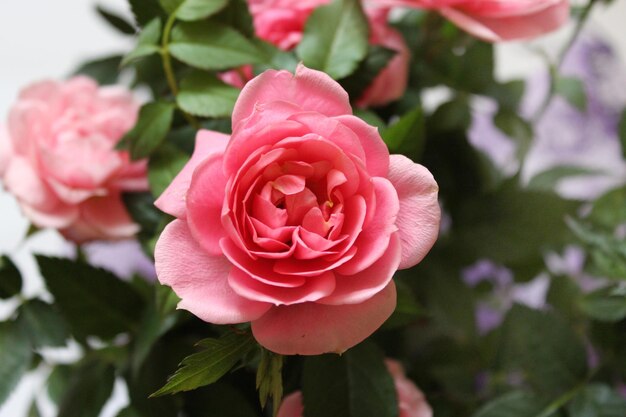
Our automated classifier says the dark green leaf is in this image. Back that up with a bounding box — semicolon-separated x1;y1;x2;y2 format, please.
0;322;32;405
527;165;604;192
494;109;533;158
96;5;136;35
555;76;587;112
568;384;626;417
122;192;162;252
129;0;166;26
472;391;546;417
339;45;396;100
177;71;240;117
148;143;190;197
296;0;369;79
185;383;261;417
116;407;142;417
123;101;175;160
73;55;123;85
56;359;115;417
36;256;144;340
381;106;425;155
47;365;73;404
500;305;588;398
122;18;162;66
17;299;69;348
151;332;257;396
214;0;255;38
173;0;230;21
302;342;398;417
0;255;22;299
382;279;423;329
590;185;626;229
580;285;626;322
169;20;264;70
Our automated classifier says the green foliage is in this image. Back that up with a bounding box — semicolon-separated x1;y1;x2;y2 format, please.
339;45;396;100
527;166;604;192
296;0;369;79
36;256;145;340
56;359;115;417
73;55;123;85
256;349;283;412
0;255;22;299
122;101;175;160
129;0;166;26
96;5;136;35
555;76;587;112
302;342;398;417
152;332;257;396
381;106;425;156
122;17;162;66
169;20;264;70
580;285;626;322
567;384;626;417
178;71;240;117
148;143;190;196
472;391;546;417
164;0;230;21
619;109;626;159
17;299;69;348
0;322;32;405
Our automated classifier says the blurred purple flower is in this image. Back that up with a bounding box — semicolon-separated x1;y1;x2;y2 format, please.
83;240;156;281
469;31;626;200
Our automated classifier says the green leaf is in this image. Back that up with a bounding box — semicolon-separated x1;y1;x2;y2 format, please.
123;101;175;160
472;391;546;417
148;143;190;197
122;18;162;66
184;383;261;417
17;299;69;348
116;407;142;417
296;0;369;79
555;76;587;112
129;0;166;26
500;305;588;398
567;218;626;279
0;255;22;299
56;359;115;417
527;165;604;192
96;5;136;35
619;109;626;160
567;384;626;417
302;342;398;417
494;109;533;158
256;349;283;411
177;71;240;117
73;55;123;85
151;332;257;396
36;256;144;340
590;185;626;229
169;20;264;70
382;279;423;329
174;0;230;21
381;106;425;155
580;285;626;322
339;45;396;100
0;322;32;406
47;365;73;404
214;0;255;38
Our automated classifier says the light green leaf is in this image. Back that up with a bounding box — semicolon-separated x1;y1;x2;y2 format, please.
122;18;162;66
0;255;22;299
296;0;369;79
568;384;626;417
151;332;257;396
122;101;175;160
527;165;604;192
36;256;144;340
381;106;425;155
169;21;264;70
555;76;587;112
256;349;283;411
0;322;32;406
17;299;69;348
176;0;229;21
302;342;398;417
177;71;240;117
580;285;626;322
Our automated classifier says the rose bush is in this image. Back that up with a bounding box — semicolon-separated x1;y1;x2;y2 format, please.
225;0;410;107
276;359;433;417
373;0;570;42
0;76;147;242
154;64;440;355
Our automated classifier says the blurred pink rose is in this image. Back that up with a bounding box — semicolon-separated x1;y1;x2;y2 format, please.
0;77;147;242
243;0;409;106
373;0;569;42
154;64;440;355
277;359;432;417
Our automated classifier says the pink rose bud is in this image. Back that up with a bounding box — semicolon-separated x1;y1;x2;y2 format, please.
154;64;440;355
372;0;570;42
0;77;148;243
277;360;433;417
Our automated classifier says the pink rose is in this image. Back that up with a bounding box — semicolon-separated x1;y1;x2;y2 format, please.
373;0;569;42
245;0;410;106
0;77;147;242
277;359;433;417
154;64;440;355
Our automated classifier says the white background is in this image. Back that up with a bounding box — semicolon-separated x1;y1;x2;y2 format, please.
1;1;626;416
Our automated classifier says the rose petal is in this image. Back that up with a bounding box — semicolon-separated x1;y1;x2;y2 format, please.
155;220;271;323
251;281;397;355
335;115;390;177
387;155;440;269
277;392;304;417
155;130;229;218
